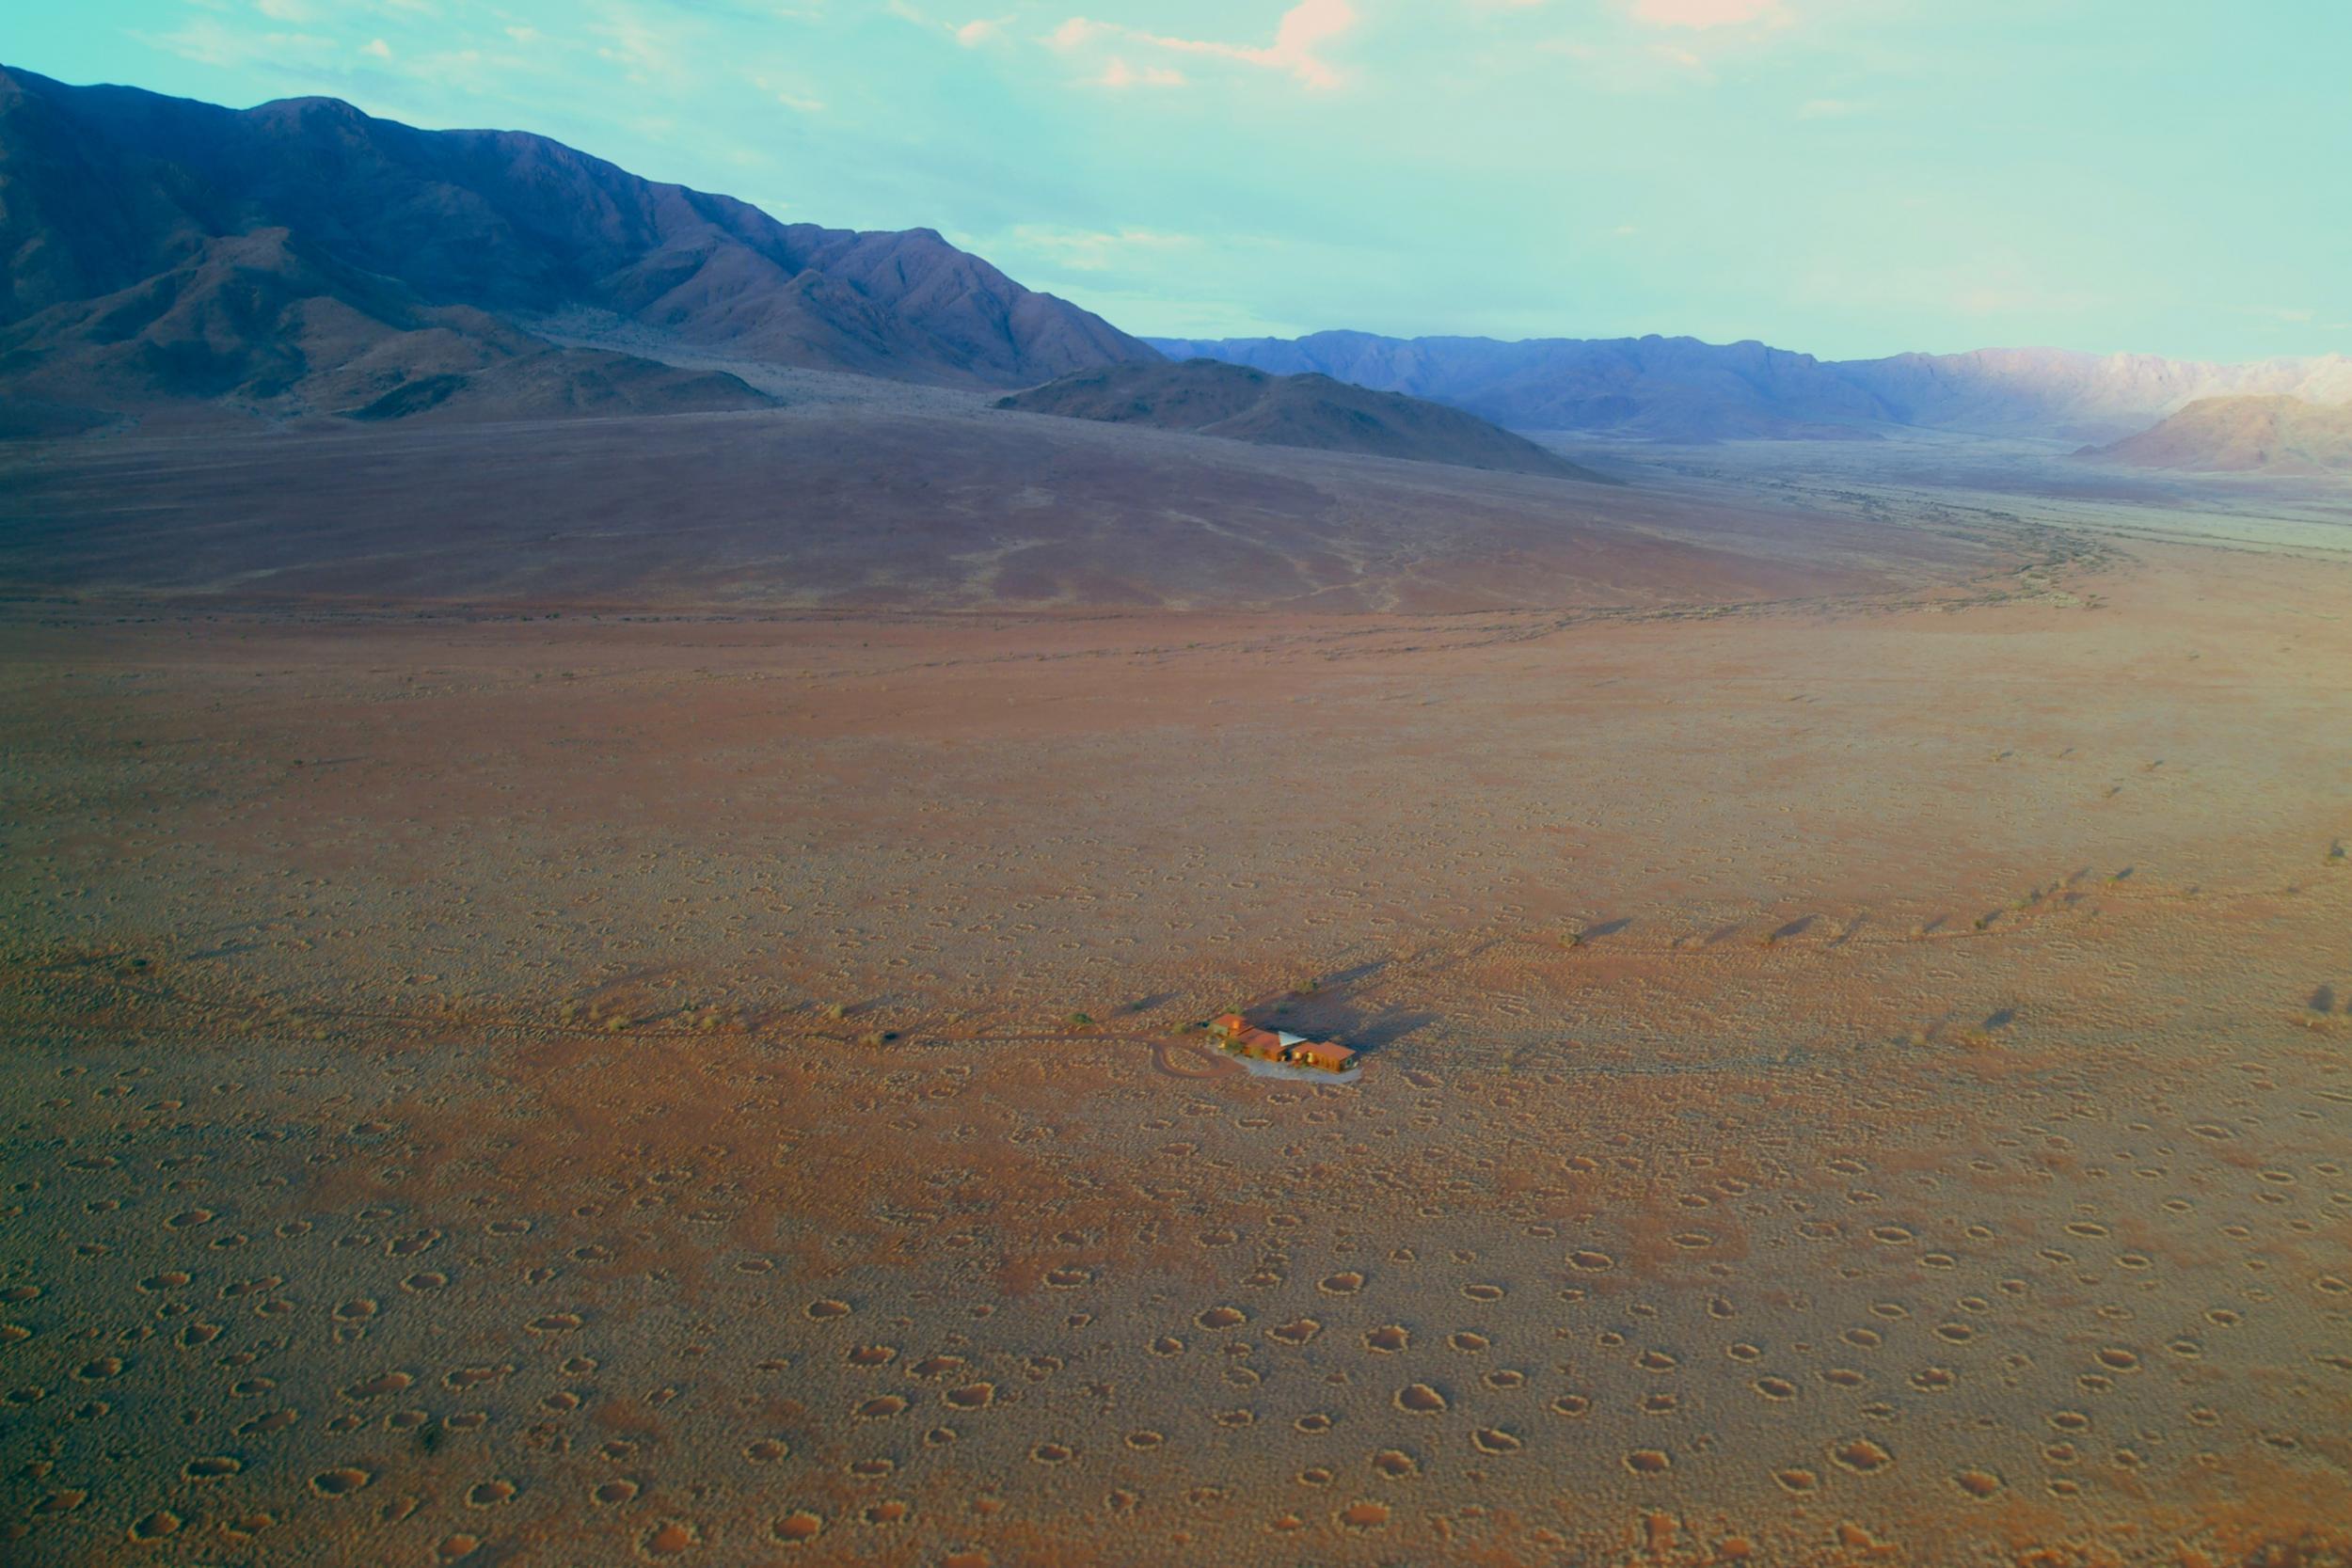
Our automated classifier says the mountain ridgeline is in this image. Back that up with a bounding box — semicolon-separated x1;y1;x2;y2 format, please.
0;65;1155;431
2078;395;2352;475
1147;331;2352;446
995;359;1606;481
7;64;2347;455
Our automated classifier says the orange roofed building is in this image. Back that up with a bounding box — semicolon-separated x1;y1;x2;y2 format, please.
1233;1027;1286;1059
1281;1038;1358;1073
1206;1015;1359;1074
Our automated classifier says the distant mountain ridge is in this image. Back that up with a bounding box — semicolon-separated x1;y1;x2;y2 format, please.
996;358;1606;481
2079;395;2352;475
11;64;2347;451
1848;347;2352;444
1148;331;2352;445
0;65;1156;428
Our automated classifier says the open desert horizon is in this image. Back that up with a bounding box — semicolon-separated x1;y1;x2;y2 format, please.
5;8;2351;1566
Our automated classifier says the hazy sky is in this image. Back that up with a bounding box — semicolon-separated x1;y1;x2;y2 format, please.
12;2;2349;360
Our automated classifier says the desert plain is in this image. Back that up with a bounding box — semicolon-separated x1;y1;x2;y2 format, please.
2;389;2349;1567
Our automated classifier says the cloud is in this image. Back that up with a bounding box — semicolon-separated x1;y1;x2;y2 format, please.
1534;0;1801;87
892;3;1013;48
1010;224;1198;271
748;62;833;112
591;5;685;84
1101;55;1186;88
363;38;393;59
1797;97;1860;118
1629;0;1788;26
1534;30;1741;90
1051;1;1359;90
1649;42;1709;76
1044;17;1104;50
749;67;828;112
138;17;338;70
1140;0;1359;89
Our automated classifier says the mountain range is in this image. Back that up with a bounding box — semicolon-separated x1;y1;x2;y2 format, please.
0;65;1151;431
996;358;1603;480
1147;331;2352;446
5;64;2348;461
2078;395;2352;475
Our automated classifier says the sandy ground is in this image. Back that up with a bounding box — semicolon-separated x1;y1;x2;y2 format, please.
0;387;2027;613
1;423;2348;1566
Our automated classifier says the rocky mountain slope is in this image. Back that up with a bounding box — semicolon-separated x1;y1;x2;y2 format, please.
2078;394;2352;474
0;66;1154;429
996;358;1604;479
0;225;763;435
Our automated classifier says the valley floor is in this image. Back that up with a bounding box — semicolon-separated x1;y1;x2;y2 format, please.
1;431;2348;1566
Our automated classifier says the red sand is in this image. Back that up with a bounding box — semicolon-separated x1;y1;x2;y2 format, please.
1;424;2347;1565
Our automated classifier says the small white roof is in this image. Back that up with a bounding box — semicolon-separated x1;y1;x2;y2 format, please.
1275;1031;1309;1047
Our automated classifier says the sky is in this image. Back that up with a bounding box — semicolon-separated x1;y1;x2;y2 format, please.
9;1;2350;361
